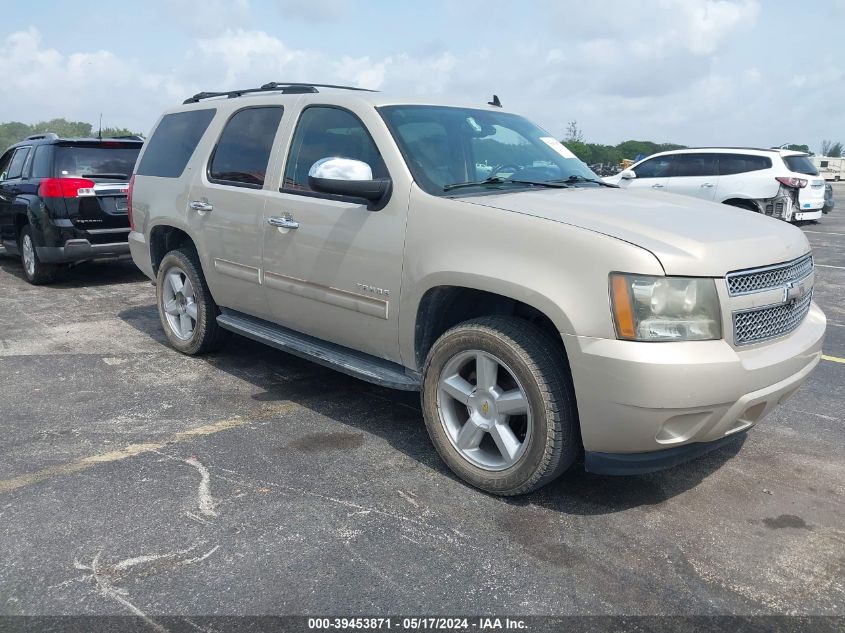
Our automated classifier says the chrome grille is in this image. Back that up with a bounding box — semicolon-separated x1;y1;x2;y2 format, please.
733;291;813;345
726;254;813;296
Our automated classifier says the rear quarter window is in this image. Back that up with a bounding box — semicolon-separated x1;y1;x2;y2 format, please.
783;155;818;176
137;109;216;178
718;154;772;176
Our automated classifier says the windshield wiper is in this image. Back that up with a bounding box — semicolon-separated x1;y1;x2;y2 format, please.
82;173;129;180
551;175;619;188
444;177;571;192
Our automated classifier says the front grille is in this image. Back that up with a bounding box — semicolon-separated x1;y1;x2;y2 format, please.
733;291;813;345
726;253;813;296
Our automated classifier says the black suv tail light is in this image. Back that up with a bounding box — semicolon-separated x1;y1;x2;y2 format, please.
38;177;96;198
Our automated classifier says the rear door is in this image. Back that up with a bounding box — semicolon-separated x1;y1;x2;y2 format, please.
665;153;719;201
782;154;825;211
55;142;141;236
188;105;287;319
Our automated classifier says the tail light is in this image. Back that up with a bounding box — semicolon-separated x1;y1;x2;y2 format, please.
776;176;808;189
127;175;135;231
38;177;96;198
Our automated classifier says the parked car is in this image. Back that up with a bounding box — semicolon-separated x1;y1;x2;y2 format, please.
129;83;826;495
604;147;826;223
0;133;143;284
823;183;834;214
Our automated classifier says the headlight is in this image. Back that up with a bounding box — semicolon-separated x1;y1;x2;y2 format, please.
610;273;722;341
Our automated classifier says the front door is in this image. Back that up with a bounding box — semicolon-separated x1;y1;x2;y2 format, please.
627;154;674;192
665;153;719;201
262;105;407;364
0;146;32;249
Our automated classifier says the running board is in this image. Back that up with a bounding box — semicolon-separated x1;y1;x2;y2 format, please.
216;309;421;391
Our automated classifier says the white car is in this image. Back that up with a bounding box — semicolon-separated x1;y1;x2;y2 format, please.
605;148;825;222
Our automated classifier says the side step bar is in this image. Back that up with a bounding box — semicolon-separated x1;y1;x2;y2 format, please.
217;309;421;391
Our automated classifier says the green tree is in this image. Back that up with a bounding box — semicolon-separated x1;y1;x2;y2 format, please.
0;118;143;151
780;143;811;154
564;120;584;144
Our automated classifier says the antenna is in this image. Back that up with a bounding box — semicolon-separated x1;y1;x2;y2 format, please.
98;113;102;140
488;95;502;108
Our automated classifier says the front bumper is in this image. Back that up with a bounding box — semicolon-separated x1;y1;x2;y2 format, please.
564;301;826;466
36;239;130;264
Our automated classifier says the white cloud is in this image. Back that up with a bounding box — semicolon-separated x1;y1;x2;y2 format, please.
1;0;842;152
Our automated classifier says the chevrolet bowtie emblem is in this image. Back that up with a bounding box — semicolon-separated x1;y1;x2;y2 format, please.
783;280;807;304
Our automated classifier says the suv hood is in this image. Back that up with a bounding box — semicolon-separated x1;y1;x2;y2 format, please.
458;187;810;276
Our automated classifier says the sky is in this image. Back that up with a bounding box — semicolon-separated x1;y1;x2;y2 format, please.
0;0;843;150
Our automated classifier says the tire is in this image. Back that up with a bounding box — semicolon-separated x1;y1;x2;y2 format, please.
19;225;56;285
156;247;228;355
421;316;579;496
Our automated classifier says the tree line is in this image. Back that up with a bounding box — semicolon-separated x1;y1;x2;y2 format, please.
0;119;143;151
560;121;842;166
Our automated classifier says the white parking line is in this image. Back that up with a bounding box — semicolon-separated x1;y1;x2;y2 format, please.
816;264;845;270
804;230;845;237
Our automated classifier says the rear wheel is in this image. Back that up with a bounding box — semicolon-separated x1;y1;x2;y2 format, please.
156;248;228;355
421;316;578;495
19;226;56;285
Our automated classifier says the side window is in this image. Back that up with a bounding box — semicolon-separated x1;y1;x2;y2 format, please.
209;107;284;187
670;153;718;177
283;107;387;191
30;145;52;179
0;150;13;181
718;154;772;176
633;155;673;178
137;109;217;178
6;147;31;180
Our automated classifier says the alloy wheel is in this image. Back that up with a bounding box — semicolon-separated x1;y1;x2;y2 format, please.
436;349;532;471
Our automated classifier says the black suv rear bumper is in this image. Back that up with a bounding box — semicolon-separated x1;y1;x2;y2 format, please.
36;239;130;263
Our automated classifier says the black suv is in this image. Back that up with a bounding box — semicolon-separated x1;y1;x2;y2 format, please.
0;133;143;284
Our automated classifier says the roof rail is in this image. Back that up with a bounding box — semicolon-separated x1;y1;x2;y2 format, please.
24;132;59;141
108;135;145;141
183;82;377;104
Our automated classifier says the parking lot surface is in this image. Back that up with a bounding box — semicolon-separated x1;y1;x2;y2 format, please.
1;188;843;619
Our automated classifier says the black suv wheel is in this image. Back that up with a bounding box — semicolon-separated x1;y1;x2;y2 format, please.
19;226;56;285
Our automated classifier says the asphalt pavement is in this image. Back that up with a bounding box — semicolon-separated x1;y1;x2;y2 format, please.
0;189;843;622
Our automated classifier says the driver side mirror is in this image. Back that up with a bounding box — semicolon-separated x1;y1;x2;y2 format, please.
308;157;392;211
619;169;636;180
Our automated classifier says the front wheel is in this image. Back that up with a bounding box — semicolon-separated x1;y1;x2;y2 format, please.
156;248;228;355
421;316;579;495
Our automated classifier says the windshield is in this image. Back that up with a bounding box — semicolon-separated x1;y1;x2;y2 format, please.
783;155;818;176
378;105;598;196
54;144;141;180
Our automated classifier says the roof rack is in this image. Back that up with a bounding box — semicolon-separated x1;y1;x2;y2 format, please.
24;133;59;141
183;82;377;104
107;135;145;141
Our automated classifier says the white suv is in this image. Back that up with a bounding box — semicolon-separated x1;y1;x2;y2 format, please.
605;148;826;222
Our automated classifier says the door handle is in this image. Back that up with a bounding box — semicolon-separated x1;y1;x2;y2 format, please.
651;183;664;189
701;183;714;188
189;200;214;213
267;215;299;230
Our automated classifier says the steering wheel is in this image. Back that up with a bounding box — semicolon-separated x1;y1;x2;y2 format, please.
487;164;522;178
